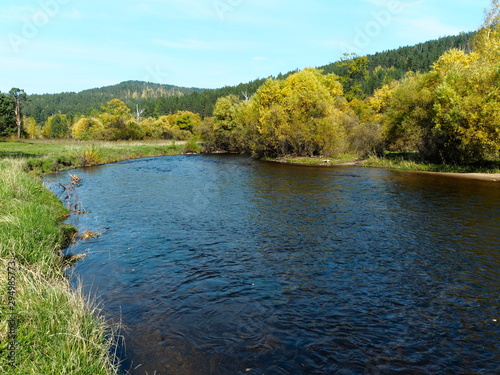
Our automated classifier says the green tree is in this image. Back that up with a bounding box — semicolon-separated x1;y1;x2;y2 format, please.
338;54;369;100
46;114;70;138
0;93;16;137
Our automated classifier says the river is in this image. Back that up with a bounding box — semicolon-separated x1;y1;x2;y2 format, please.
44;154;500;375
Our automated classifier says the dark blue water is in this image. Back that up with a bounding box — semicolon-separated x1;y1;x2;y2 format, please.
45;155;500;375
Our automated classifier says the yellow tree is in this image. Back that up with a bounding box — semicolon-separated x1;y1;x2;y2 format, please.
99;99;132;127
338;53;369;100
424;1;500;162
138;117;173;139
23;116;38;139
209;94;251;152
246;68;353;157
474;0;500;63
41;121;51;139
213;94;242;132
382;72;437;153
72;117;105;140
168;110;201;132
433;49;500;162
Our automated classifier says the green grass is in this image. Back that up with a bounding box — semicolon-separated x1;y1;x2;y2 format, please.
267;154;361;166
0;159;70;269
0;139;190;374
0;158;119;374
0;139;185;175
364;153;500;173
0;260;119;374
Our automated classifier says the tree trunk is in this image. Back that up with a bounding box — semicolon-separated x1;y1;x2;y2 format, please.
14;101;21;139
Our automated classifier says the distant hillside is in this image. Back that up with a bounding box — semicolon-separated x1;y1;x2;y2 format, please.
24;31;476;123
147;31;476;118
321;32;474;73
24;81;203;124
79;80;203;98
318;31;476;96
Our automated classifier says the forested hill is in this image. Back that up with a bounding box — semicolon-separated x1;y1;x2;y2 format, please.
321;32;474;74
25;81;203;124
24;31;475;123
318;31;475;96
79;80;203;98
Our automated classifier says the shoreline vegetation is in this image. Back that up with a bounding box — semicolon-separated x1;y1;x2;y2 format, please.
0;136;498;373
0;140;187;374
265;154;500;181
0;159;118;374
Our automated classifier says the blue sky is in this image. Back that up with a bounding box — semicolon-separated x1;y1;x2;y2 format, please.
0;0;491;94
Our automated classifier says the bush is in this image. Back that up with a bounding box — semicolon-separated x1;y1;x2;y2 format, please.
77;146;102;167
182;136;201;154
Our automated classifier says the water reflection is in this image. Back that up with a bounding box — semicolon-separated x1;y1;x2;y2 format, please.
44;155;500;375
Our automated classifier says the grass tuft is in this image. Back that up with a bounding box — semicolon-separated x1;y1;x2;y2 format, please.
364;154;500;173
0;159;119;373
0;260;119;374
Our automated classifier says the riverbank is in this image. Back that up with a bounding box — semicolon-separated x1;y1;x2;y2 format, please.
265;154;500;182
0;140;188;374
364;155;500;182
0;159;119;374
268;155;363;167
0;139;188;175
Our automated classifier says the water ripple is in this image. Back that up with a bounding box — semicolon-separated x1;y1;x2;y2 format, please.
44;155;500;375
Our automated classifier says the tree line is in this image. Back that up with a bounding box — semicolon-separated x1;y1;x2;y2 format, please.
1;2;498;167
22;98;201;142
201;3;500;165
18;32;475;127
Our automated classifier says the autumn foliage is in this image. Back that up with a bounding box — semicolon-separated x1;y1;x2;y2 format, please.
208;1;500;164
5;1;500;167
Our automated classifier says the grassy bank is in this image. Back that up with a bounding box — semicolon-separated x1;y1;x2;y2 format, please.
364;153;500;174
0;140;187;374
263;152;500;174
0;139;187;176
0;159;118;374
266;154;361;166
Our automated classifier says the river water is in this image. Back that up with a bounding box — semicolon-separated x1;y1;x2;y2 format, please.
44;154;500;375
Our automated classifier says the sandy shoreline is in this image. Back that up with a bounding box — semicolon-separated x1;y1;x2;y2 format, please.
397;170;500;182
271;157;500;182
